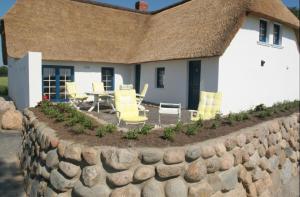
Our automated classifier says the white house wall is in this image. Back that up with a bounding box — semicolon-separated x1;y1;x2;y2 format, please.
140;58;219;108
8;52;42;109
219;15;300;114
42;60;134;100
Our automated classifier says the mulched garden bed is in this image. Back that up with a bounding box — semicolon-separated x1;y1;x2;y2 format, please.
30;101;299;148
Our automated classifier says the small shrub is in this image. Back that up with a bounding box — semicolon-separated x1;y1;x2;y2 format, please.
256;109;272;119
65;117;78;127
124;129;139;140
96;127;107;138
173;121;184;132
57;103;73;113
195;118;204;128
105;124;117;133
215;113;222;121
81;118;93;129
72;125;85;134
186;125;198;135
139;124;154;135
55;113;65;122
254;104;267;112
225;113;235;126
163;127;175;141
210;121;220;129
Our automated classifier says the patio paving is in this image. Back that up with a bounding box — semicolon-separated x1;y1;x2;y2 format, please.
85;103;192;128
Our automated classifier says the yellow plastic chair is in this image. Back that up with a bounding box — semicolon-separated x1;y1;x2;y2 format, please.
114;89;148;126
189;91;222;121
136;83;148;108
66;82;88;108
92;82;105;94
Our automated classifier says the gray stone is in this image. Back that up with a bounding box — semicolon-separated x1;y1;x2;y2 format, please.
236;134;246;147
238;166;252;185
110;185;140;197
245;143;255;156
108;170;133;187
224;138;237;151
269;155;279;171
207;174;222;192
186;146;201;161
163;149;185;164
40;165;50;180
259;157;272;173
184;160;207;182
141;149;162;164
133;166;155;182
232;148;243;166
1;110;23;130
188;180;214;197
219;152;234;171
73;182;110;197
201;146;216;159
205;156;220;173
268;134;277;146
218;166;238;192
165;178;187;197
284;147;293;158
258;144;266;157
44;186;57;197
280;159;292;184
102;149;138;170
156;164;184;179
142;179;164;197
252;167;264;181
214;143;226;157
46;149;59;169
82;165;101;187
59;161;81;178
82;147;99;165
0;100;15;113
50;170;77;192
58;140;69;157
64;143;82;161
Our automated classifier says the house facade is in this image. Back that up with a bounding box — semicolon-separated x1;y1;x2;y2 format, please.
1;0;299;113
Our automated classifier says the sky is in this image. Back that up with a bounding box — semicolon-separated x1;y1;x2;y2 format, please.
0;0;299;65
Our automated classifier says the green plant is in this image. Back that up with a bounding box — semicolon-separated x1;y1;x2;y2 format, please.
105;124;117;133
186;125;198;135
254;104;267;112
81;118;93;129
72;125;85;134
57;103;73;113
124;129;139;140
225;113;235;126
173;121;184;132
96;127;107;138
256;109;273;119
163;127;175;141
195;118;204;128
139;124;154;135
55;113;65;122
65;117;78;127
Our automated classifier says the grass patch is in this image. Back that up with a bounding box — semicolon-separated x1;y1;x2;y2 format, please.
0;77;8;96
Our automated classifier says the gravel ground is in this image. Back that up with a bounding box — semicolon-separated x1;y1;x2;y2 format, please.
0;130;24;197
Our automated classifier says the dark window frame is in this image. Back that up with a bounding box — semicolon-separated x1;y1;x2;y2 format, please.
156;67;165;89
273;23;281;45
259;20;268;43
101;67;115;91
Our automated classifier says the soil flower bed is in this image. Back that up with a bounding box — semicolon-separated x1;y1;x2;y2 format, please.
31;100;299;147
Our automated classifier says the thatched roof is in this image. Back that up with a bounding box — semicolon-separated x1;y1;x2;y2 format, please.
2;0;299;64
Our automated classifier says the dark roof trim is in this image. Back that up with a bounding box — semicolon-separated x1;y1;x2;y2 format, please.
72;0;191;15
0;19;8;65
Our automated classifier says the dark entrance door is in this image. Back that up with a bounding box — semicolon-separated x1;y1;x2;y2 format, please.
188;61;201;109
135;64;141;93
101;67;114;91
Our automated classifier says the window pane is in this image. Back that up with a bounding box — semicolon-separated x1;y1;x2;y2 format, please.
259;20;267;42
273;24;281;45
102;68;114;91
156;68;165;88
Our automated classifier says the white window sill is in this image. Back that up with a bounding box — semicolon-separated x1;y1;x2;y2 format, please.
257;41;283;49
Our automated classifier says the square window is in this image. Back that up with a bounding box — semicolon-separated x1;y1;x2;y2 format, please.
156;67;165;88
259;20;268;43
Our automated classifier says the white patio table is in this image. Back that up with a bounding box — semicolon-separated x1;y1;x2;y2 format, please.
86;91;114;113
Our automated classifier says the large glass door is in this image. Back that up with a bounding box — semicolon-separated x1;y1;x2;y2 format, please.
42;66;74;102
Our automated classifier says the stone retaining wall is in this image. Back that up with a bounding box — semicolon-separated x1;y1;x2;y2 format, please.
21;109;300;197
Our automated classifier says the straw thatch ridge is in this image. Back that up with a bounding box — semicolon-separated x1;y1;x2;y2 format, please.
2;0;299;65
